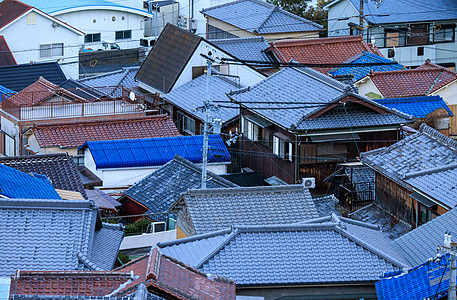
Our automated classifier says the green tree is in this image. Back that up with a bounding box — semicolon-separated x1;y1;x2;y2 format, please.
268;0;332;35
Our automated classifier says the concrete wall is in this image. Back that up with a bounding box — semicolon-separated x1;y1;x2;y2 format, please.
56;9;147;49
0;11;82;79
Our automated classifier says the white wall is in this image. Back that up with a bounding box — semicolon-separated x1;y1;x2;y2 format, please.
56;9;147;49
174;40;266;89
175;0;235;36
355;78;383;98
0;116;19;155
0;11;82;79
431;81;457;105
326;0;359;37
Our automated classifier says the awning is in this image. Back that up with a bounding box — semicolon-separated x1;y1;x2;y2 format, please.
310;133;360;143
245;114;273;128
410;192;437;208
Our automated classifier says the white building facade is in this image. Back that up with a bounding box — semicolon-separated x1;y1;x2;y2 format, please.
0;9;84;79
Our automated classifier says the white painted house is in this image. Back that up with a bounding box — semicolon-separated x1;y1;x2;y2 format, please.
0;0;84;79
21;0;153;50
324;0;457;69
136;23;266;95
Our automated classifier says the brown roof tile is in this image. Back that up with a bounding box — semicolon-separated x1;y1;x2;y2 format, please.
7;77;86;106
0;36;16;66
366;60;457;98
116;249;236;300
0;0;32;30
32;114;181;148
269;35;383;73
9;271;132;297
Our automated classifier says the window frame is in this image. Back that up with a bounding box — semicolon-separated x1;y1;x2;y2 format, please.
434;24;456;43
84;33;101;44
115;30;132;40
39;43;63;58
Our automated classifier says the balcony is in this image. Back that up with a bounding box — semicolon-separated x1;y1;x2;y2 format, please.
1;85;159;121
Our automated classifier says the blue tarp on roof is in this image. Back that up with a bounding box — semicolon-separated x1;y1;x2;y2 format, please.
80;135;231;169
0;84;13;102
329;52;404;81
0;164;61;199
376;254;450;300
375;96;453;118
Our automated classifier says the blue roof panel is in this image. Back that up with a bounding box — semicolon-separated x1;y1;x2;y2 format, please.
376;254;450;300
0;84;13;102
329;52;404;81
81;135;231;169
0;164;61;199
375;96;453;118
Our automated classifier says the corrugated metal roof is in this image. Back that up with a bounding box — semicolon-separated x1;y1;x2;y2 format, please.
0;163;61;199
79;67;139;89
375;96;453;118
80;134;231;169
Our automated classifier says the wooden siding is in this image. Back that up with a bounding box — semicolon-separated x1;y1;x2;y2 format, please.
449;104;457;136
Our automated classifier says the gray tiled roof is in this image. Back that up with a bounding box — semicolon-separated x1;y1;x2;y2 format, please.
210;36;271;62
0;198;123;275
0;154;88;199
361;124;457;191
90;223;125;270
404;165;457;209
163;74;240;124
122;155;236;216
79;67;139;89
158;214;408;286
233;67;412;130
394;208;457;266
174;184;319;234
312;194;340;217
202;0;323;34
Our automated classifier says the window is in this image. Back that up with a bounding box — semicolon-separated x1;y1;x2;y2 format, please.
288;142;293;162
115;30;132;40
39;43;63;58
434;24;456;43
273;135;288;158
385;29;406;47
183;116;195;134
85;33;101;43
407;24;430;46
417;46;424;56
243;118;258;141
27;12;36;25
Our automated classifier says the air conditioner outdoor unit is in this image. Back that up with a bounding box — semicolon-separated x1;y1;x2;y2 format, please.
302;177;315;189
149;221;166;233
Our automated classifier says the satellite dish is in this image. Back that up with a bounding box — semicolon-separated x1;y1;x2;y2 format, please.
129;91;135;101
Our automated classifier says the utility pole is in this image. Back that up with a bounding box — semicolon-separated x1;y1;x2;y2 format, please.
359;0;364;37
201;51;213;189
438;232;457;300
